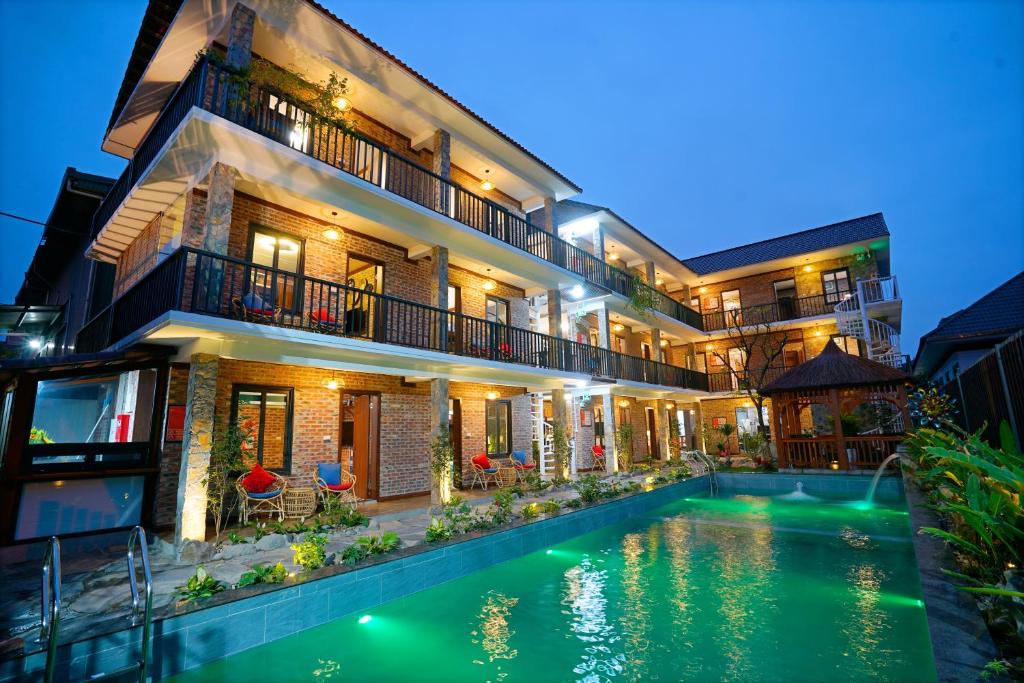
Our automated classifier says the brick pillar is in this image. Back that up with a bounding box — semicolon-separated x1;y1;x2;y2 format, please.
429;378;451;506
602;393;618;473
175;354;219;547
542;197;557;233
432;129;451;215
644;261;662;359
226;4;255;70
657;398;672;461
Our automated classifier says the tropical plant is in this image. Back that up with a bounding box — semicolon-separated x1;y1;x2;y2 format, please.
206;421;250;539
563;497;583;509
572;474;606;503
667;413;682;460
291;533;328;572
237;562;287;587
520;503;539;520
628;274;659;316
616;423;635;472
227;531;247;545
540;500;561;515
552;423;571;477
489;488;516;526
425;517;453;543
176;566;225;602
342;532;400;565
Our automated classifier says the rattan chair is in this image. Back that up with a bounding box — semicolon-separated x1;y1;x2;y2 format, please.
312;463;358;508
235;470;287;524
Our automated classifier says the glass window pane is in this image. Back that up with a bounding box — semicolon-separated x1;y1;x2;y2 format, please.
277;239;301;273
261;393;289;470
30;370;156;444
252;232;277;268
15;476;145;540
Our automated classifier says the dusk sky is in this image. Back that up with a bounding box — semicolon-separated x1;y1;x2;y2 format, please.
0;0;1021;349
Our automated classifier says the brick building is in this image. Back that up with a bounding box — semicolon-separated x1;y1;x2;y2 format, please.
0;0;902;546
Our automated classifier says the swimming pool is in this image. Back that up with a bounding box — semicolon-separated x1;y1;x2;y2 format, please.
168;488;935;682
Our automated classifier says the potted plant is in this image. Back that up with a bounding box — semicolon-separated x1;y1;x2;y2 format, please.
716;423;736;466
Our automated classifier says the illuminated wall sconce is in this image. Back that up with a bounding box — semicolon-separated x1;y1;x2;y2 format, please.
335;94;353;112
570;284;585;299
612;323;625;332
480;169;494;191
666;402;675;410
814;328;823;337
655;278;664;286
607;253;620;261
659;339;668;347
618;399;630;408
481;279;497;292
485;391;500;401
803;265;814;272
698;286;707;294
830;461;840;471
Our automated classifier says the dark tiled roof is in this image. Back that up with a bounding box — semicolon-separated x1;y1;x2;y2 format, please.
761;339;909;394
108;0;580;193
682;213;890;276
920;271;1024;342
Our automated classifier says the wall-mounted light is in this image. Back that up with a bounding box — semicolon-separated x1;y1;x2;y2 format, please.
28;338;43;350
570;284;584;299
655;278;664;286
814;328;823;337
481;279;497;292
803;265;814;272
485;391;500;401
666;402;675;410
335;95;353;112
659;339;668;347
480;169;494;192
613;323;625;332
698;286;707;294
607;253;620;261
618;399;630;408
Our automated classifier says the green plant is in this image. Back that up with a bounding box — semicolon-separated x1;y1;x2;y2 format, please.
572;474;605;503
531;440;541;464
227;531;247;545
839;413;862;437
206;421;250;539
628;274;659;316
425;517;453;543
540;500;561;514
668;413;682;460
29;427;54;444
268;520;288;535
523;469;547;492
552;423;571;477
250;522;268;541
342;532;400;565
291;533;328;572
429;429;455;505
489;488;515;526
616;423;635;472
176;566;225;602
285;519;312;535
520;503;539;520
564;497;583;509
237;562;287;587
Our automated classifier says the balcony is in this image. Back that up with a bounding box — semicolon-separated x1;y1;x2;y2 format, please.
76;248;709;393
92;57;703;332
707;365;789;393
701;294;835;333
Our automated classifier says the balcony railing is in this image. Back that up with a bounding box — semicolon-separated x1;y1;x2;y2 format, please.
706;365;789;393
76;248;709;392
701;294;833;332
92;57;702;331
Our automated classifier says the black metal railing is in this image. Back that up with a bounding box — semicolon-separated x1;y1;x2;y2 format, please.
76;248;709;392
701;294;833;332
706;365;789;393
92;56;703;331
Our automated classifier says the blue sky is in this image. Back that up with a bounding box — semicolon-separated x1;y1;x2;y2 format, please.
0;0;1021;348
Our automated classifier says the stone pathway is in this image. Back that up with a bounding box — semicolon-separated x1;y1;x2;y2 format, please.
0;467;684;657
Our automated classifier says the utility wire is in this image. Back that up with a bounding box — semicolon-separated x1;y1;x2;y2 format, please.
0;210;85;237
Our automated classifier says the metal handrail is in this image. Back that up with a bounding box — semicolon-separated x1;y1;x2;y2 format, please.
39;536;61;683
126;526;153;683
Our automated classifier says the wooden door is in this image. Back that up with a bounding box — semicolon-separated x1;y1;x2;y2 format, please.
645;407;660;459
349;393;380;500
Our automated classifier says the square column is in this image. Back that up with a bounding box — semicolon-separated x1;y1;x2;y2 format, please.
431;246;449;349
175;354;219;546
429;378;451;506
592;222;606;259
432;129;451;214
226;4;255;70
602;393;618;473
656;398;672;461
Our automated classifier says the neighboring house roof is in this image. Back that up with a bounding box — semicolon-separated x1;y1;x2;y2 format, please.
682;213;889;276
761;339;909;394
108;0;581;193
913;270;1024;378
15;168;115;305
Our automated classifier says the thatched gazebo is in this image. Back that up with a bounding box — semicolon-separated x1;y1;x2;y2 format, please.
760;340;911;471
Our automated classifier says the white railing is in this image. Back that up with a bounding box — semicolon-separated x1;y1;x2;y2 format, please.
859;276;900;304
833;277;904;368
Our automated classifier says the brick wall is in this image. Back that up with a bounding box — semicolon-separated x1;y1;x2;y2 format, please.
697;396;774;455
449;382;530;485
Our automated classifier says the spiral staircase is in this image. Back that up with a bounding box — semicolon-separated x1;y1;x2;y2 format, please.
834;276;904;368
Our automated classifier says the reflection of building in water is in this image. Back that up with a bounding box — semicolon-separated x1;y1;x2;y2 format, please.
563;556;624;680
619;532;653;683
472;590;519;663
842;563;891;678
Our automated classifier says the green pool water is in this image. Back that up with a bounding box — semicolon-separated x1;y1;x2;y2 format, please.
169;490;936;682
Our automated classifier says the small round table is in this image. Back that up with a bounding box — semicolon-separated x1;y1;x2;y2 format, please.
284;487;317;519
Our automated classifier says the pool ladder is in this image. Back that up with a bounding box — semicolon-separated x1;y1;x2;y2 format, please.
691;451;718;496
40;526;154;683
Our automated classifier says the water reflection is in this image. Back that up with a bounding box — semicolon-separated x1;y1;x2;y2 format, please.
842;563;894;678
619;531;653;682
470;589;520;677
563;556;625;682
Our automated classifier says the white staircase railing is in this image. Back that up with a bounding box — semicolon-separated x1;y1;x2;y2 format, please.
530;393;555;475
833;277;903;368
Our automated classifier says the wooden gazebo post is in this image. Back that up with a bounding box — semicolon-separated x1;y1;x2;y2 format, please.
830;388;849;470
773;400;787;468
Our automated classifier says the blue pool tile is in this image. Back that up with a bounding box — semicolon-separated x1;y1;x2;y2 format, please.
227;587;291;614
491;535;523;564
460;540;495;573
265;594;330;642
328;576;382;619
183;609;268;670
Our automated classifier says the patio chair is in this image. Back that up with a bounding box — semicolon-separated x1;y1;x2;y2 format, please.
469;453;501;491
309;306;341;334
312;462;358;508
231;291;280;325
509;450;536;483
235;464;287;525
591;444;606;471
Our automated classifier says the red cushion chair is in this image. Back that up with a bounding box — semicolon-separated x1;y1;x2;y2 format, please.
241;463;275;493
311;307;336;323
326;482;353;491
471;453;492;470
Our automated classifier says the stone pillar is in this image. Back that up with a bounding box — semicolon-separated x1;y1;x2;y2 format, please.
431;246;449;349
602;393;618;474
175;354;219;548
226;4;255;70
432;129;451;215
195;163;236;310
546;289;563;367
551;387;570;479
644;262;663;360
596;305;612;349
429;378;451;506
542;196;557;233
694;402;705;453
657;398;672;461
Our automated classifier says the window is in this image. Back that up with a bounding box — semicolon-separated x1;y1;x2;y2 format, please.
232;386;294;473
486;400;511;456
612;336;625;354
690;297;700;312
30;370;158;444
774;279;797;319
831;335;861;356
594;405;605;447
821;268;851;304
486;297;509;325
447;285;461;313
735;406;769;436
248;227;303;311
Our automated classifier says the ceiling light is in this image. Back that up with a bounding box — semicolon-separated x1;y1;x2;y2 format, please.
28;338;43;350
666;403;675;410
480;169;494;192
325;379;339;391
655;278;664;286
570;284;584;299
481;279;496;292
607;253;620;261
698;286;707;294
659;339;668;347
323;210;343;240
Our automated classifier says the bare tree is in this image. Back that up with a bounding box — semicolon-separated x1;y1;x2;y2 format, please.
710;309;789;435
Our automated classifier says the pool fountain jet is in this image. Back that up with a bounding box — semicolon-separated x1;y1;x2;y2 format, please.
778;481;819;501
864;453;902;505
